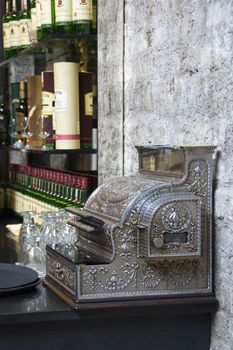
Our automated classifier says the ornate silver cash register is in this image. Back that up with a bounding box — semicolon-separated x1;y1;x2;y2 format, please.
44;145;217;308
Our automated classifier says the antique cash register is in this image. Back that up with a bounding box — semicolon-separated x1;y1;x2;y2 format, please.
44;145;217;308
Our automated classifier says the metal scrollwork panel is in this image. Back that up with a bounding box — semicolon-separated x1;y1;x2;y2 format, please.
80;257;207;298
186;160;209;198
149;198;202;257
79;224;208;299
47;254;75;294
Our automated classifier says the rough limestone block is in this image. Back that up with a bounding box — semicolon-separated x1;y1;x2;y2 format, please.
98;0;124;184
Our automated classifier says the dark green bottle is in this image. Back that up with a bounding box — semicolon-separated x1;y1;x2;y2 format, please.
30;0;37;43
92;0;97;34
36;0;42;40
72;0;92;34
3;1;12;59
40;0;55;39
55;0;72;33
9;0;21;56
16;81;28;142
0;92;10;146
19;0;31;49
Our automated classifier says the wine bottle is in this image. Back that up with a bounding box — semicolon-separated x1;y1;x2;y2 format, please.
40;0;54;39
0;90;10;146
36;0;42;40
29;0;37;43
41;71;55;149
91;115;97;171
10;82;20;145
19;0;31;49
54;0;72;33
16;81;28;143
79;71;93;148
92;0;97;34
9;0;21;56
72;0;92;34
3;0;12;60
27;75;43;149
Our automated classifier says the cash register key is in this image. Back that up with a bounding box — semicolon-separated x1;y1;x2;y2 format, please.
153;238;164;248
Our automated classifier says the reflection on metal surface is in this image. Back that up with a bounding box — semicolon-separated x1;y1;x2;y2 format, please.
140;148;185;177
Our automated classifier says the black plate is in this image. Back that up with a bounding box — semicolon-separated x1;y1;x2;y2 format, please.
0;263;39;290
0;278;41;295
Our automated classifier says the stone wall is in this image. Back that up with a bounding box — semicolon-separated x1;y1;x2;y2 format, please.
98;0;124;183
99;0;233;348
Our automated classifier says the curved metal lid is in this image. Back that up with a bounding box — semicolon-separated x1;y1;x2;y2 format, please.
84;176;165;222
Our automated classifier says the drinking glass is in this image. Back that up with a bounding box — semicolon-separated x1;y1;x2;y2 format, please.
39;210;78;262
54;210;77;260
22;129;33;149
39;212;60;253
18;211;45;276
9;118;18;147
18;211;37;263
38;116;50;150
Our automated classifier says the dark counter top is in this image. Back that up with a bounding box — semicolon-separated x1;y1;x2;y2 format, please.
0;211;217;325
0;280;218;325
0;211;77;325
0;282;82;325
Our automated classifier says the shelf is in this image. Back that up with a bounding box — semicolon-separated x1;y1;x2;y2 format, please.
0;31;98;174
8;147;98;173
0;33;97;68
8;147;97;155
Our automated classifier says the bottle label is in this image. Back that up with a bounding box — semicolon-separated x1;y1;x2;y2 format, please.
36;0;41;27
73;0;92;21
40;0;52;25
54;134;80;140
84;92;93;116
29;7;38;42
3;23;10;49
22;0;27;9
10;21;20;47
42;91;55;115
92;4;97;30
55;0;72;23
19;19;31;46
55;89;67;112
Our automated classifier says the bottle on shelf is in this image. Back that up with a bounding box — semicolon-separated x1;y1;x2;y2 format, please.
54;62;80;150
35;0;42;40
92;0;97;34
54;0;72;34
91;116;97;171
40;0;54;40
29;0;38;43
19;0;31;49
3;0;12;60
72;0;92;34
8;164;90;212
27;75;43;149
79;71;93;149
9;0;21;56
9;82;20;146
16;80;28;146
41;71;55;149
0;89;10;146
